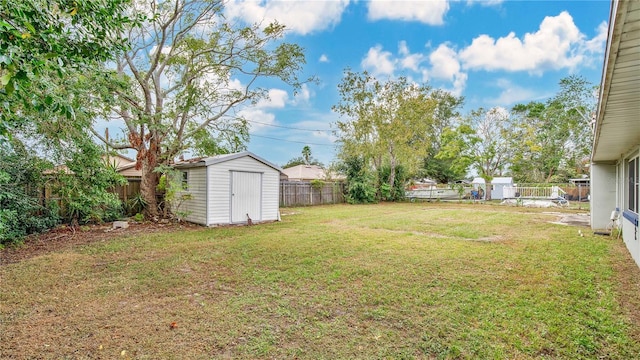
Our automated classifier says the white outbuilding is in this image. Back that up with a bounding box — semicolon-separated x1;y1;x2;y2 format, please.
173;152;282;226
490;177;514;200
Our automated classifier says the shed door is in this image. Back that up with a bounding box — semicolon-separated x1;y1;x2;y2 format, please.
230;171;262;223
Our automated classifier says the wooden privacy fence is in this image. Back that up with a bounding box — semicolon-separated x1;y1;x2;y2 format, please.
111;179;141;202
280;181;346;207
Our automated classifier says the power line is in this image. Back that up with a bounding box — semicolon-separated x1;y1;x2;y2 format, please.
250;134;336;147
247;119;332;132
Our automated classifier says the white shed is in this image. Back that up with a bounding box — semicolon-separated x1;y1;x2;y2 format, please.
173;152;282;226
471;177;487;200
491;177;514;200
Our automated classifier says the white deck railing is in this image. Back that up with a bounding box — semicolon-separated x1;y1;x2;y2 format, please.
503;186;566;199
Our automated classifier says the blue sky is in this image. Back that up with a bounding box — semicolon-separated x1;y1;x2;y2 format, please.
222;0;611;168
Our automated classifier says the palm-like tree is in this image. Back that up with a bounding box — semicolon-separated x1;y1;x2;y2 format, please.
302;146;311;165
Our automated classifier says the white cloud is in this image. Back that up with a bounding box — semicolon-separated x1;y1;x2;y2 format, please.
459;11;593;73
293;84;312;105
398;41;424;72
583;21;608;54
240;108;277;133
356;11;604;99
362;42;467;95
427;44;461;81
421;44;467;96
361;45;396;77
367;0;450;25
224;0;350;35
319;54;330;63
255;89;289;109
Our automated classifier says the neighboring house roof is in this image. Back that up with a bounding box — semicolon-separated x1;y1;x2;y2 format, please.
282;165;326;181
104;154;142;178
592;0;640;163
174;151;283;172
281;164;345;181
471;177;485;184
104;153;136;168
491;177;513;184
116;163;142;178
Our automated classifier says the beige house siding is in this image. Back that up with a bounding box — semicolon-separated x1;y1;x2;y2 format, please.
118;166;142;178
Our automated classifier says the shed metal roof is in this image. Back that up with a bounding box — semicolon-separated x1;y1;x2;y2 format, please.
173;151;283;172
491;177;513;184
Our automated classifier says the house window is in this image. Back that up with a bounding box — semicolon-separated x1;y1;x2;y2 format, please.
628;157;639;213
181;171;189;190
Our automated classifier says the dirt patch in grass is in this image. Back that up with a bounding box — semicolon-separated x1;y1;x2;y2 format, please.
0;222;201;266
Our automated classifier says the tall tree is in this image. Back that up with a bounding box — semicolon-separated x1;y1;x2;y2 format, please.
419;90;465;183
438;107;512;193
333;71;439;199
547;75;597;178
302;145;312;165
91;0;308;217
510;76;597;182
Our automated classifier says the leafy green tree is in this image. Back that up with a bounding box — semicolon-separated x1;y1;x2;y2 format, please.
418;90;465;183
0;0;134;137
418;150;467;184
545;75;596;178
91;0;308;217
510;76;597;182
333;71;439;199
438;107;512;195
509;102;564;182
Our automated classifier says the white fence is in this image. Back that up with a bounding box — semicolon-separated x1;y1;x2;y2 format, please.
503;186;566;199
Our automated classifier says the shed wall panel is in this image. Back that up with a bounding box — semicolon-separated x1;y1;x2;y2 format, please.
178;167;207;225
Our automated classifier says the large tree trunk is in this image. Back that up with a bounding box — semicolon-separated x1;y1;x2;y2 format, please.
140;153;160;219
388;152;396;200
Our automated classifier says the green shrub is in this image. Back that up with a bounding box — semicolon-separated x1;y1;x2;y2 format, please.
342;157;377;204
377;165;407;201
0;141;60;245
50;139;126;225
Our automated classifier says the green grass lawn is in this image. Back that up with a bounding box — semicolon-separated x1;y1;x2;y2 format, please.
1;203;639;359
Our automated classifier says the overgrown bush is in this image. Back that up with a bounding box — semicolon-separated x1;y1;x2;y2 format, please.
378;165;407;201
0;141;60;246
342;157;377;204
125;192;147;216
50;139;126;225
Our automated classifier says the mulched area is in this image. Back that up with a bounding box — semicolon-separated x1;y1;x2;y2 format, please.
0;221;202;266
